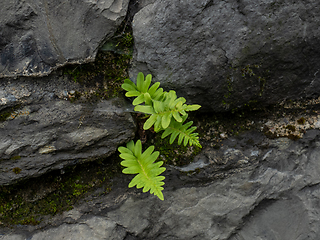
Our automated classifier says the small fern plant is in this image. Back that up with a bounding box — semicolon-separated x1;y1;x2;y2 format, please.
118;72;201;200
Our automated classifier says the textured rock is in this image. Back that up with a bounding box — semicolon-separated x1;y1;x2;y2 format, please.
0;0;129;77
2;130;320;239
0;75;136;185
29;217;126;240
130;0;320;112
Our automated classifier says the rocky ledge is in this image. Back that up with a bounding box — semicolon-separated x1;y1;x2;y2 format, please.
1;102;320;239
0;0;130;77
0;74;136;186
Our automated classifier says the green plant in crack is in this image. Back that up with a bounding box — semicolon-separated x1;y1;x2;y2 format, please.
119;72;202;200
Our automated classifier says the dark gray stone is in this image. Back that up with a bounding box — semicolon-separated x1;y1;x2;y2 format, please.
130;0;320;112
2;130;320;239
0;0;129;77
0;75;136;186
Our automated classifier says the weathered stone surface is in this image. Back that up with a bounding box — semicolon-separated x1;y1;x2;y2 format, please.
0;75;136;185
130;0;320;112
30;217;126;240
0;0;129;77
2;130;320;239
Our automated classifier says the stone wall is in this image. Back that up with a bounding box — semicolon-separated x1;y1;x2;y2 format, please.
130;0;320;111
2;130;320;239
0;0;129;77
0;74;136;185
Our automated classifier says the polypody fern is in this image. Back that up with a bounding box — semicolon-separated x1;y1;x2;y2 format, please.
119;140;165;200
119;72;202;200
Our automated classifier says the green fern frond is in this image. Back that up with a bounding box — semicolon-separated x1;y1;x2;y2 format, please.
120;73;202;200
161;114;202;148
118;140;166;200
121;72;164;106
135;90;201;131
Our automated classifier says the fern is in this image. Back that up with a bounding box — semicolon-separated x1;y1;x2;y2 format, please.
119;72;202;200
118;140;166;200
161;114;201;148
122;72;201;134
121;72;164;105
135;90;201;132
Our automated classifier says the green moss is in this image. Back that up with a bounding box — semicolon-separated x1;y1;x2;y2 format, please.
287;134;301;141
240;64;267;97
0;155;122;226
68;91;82;103
61;19;134;101
12;167;21;174
222;63;269;110
297;117;306;125
151;135;201;167
286;125;296;132
10;156;21;161
0;105;21;122
0;111;11;122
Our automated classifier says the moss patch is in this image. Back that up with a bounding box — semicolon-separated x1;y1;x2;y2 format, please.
147;133;201;167
222;63;270;110
10;156;21;161
0;110;11;122
0;155;122;226
61;19;133;102
0;105;21;122
12;167;21;174
193;100;319;147
297;117;306;125
286;125;296;132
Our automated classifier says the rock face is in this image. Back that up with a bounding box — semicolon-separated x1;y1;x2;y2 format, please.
0;75;136;185
2;130;320;239
0;0;129;77
130;0;320;112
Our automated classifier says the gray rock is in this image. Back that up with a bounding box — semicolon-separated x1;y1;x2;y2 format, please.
130;0;320;112
0;235;25;240
0;75;136;185
30;217;126;240
3;130;320;239
0;0;129;77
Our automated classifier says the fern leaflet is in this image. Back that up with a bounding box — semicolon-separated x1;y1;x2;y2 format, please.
161;114;201;147
121;72;164;106
119;72;202;200
118;140;166;200
134;90;201;132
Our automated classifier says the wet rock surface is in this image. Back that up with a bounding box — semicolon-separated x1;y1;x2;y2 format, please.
0;74;136;186
0;0;129;77
130;0;320;112
2;128;320;239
